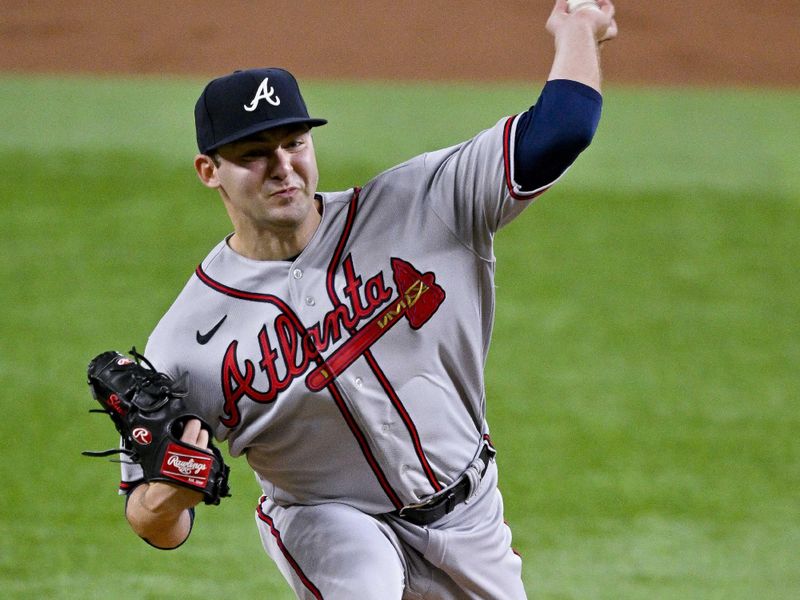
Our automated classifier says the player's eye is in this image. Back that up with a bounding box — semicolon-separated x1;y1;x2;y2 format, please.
240;149;269;160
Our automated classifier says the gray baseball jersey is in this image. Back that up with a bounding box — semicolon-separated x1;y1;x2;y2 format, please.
122;114;554;516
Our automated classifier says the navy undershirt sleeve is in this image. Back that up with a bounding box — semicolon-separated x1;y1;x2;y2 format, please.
513;79;602;192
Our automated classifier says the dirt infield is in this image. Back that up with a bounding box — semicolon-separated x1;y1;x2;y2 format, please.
2;1;797;87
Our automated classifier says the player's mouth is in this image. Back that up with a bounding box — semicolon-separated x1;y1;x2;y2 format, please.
271;186;299;199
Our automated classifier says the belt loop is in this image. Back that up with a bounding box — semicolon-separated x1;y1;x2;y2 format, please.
464;466;481;499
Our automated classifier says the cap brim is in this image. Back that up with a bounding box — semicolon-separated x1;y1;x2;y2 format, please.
201;117;328;154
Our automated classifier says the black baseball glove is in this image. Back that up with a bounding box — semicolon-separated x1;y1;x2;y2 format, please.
83;348;231;505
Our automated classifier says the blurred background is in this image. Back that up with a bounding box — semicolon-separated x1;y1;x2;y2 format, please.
2;0;798;87
1;1;798;598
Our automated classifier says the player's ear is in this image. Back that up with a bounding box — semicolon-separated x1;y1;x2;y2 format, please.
194;154;221;189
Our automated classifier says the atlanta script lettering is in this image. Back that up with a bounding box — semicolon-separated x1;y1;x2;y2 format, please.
219;255;393;427
218;257;446;428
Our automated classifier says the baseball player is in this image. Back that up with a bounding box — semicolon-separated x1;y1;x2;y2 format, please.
120;2;616;598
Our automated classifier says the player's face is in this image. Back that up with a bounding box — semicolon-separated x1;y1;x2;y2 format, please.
200;126;320;241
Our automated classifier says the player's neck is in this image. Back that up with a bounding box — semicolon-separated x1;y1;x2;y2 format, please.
229;199;323;261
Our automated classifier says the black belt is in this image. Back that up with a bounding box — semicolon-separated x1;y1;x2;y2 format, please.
393;444;494;526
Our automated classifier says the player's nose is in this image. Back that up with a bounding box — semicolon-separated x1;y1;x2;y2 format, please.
269;148;294;179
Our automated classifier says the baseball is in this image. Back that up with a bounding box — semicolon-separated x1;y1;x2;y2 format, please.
567;0;602;13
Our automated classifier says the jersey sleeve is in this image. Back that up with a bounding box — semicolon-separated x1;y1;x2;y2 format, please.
118;459;145;495
420;118;518;261
420;79;601;260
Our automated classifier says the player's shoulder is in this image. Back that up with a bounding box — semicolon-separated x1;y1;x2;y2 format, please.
146;239;230;345
379;116;509;178
355;151;430;197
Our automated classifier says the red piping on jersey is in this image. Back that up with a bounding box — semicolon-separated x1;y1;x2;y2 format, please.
118;480;137;494
325;188;361;303
194;266;284;303
363;352;444;492
256;497;324;599
326;376;403;508
194;264;404;510
324;189;445;494
502;115;550;201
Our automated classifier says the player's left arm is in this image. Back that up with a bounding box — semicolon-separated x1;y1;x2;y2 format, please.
124;419;208;549
509;0;617;196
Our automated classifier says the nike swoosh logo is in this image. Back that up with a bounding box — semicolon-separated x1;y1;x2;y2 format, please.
196;315;227;345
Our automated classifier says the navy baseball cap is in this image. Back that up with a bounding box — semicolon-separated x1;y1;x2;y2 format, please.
194;68;327;155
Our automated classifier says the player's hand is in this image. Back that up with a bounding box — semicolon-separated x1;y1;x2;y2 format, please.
125;419;209;547
140;418;209;511
149;418;210;507
132;416;209;510
180;417;211;451
547;0;618;45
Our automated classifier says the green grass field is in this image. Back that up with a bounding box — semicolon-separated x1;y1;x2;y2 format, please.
1;74;798;599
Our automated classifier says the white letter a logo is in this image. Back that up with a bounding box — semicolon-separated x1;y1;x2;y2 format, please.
243;78;281;112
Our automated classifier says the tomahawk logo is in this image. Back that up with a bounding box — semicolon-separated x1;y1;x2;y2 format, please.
243;77;281;111
305;259;445;391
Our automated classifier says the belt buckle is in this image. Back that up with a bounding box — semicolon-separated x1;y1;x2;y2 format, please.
443;490;457;515
398;497;433;518
397;442;495;521
398;488;456;518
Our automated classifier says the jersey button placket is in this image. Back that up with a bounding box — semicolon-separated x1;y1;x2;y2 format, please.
286;264;315;317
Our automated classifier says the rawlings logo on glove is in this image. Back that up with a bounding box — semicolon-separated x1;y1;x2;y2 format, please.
82;349;231;505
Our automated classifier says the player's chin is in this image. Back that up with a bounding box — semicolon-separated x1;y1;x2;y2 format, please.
259;199;313;227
